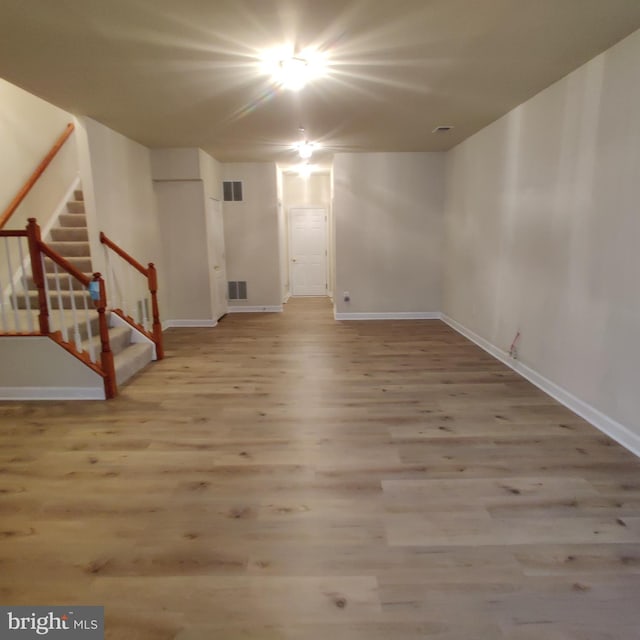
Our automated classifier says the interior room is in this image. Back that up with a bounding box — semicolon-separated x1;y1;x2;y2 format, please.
0;1;639;638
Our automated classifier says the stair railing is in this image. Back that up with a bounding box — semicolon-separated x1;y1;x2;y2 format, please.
0;123;75;231
99;232;164;360
0;219;117;399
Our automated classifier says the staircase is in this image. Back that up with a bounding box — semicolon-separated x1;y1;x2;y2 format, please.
16;190;155;388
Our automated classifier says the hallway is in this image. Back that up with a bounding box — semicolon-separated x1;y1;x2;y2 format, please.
1;297;639;639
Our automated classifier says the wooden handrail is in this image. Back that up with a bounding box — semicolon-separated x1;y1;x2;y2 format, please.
0;123;75;230
37;241;91;287
100;231;164;360
2;219;117;398
99;232;148;276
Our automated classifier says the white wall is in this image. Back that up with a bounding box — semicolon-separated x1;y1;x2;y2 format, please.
333;152;444;315
150;148;223;324
199;149;223;201
154;181;213;322
0;337;104;399
77;118;166;318
0;78;77;231
222;163;281;308
444;28;640;445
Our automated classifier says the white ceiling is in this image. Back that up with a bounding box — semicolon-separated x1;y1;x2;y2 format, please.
2;0;640;168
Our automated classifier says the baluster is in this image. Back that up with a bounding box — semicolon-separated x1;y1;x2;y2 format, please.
16;236;34;332
142;296;149;332
104;244;116;310
126;258;134;321
40;253;52;332
52;261;68;342
69;273;81;352
0;270;7;332
82;291;96;363
4;236;21;332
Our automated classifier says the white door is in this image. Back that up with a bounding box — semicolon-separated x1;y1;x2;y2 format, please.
289;207;327;296
206;197;228;320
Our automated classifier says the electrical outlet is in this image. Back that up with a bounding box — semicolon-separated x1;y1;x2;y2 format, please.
343;291;350;302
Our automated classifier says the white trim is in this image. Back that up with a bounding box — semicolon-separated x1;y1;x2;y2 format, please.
335;311;441;320
227;306;283;313
163;319;217;328
441;314;640;458
0;386;105;401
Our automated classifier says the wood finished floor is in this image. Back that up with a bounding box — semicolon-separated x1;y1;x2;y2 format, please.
1;297;639;639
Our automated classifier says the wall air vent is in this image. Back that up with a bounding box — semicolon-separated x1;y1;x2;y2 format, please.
228;281;247;300
223;181;243;202
432;125;454;133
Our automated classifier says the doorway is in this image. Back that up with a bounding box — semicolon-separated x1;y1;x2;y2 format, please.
289;207;327;296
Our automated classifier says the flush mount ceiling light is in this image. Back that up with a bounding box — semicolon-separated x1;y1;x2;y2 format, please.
261;46;327;91
295;140;317;159
278;56;309;91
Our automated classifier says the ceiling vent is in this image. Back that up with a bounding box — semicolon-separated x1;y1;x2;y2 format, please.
432;125;454;133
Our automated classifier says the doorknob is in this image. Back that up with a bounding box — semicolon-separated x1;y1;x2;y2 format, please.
292;258;297;262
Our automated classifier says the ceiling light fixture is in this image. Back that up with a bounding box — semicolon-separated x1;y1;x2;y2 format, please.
261;46;327;92
296;140;316;159
278;56;309;91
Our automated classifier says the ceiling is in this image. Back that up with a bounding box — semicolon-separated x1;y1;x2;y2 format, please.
2;0;640;168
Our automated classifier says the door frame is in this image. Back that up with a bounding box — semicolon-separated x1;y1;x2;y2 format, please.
287;206;328;297
206;196;228;321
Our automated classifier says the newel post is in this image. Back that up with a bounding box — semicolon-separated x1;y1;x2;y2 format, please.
147;262;164;360
26;218;50;334
93;273;117;399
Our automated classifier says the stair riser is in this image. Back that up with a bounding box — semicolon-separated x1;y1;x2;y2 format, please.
47;242;91;257
58;317;101;345
0;311;100;342
66;201;85;214
82;326;131;359
58;214;87;228
50;227;89;242
115;342;154;386
44;257;93;273
16;293;93;311
26;276;92;291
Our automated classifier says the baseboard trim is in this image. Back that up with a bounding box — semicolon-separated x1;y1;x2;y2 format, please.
163;319;217;329
0;386;105;401
441;314;640;458
228;306;283;313
334;311;441;320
